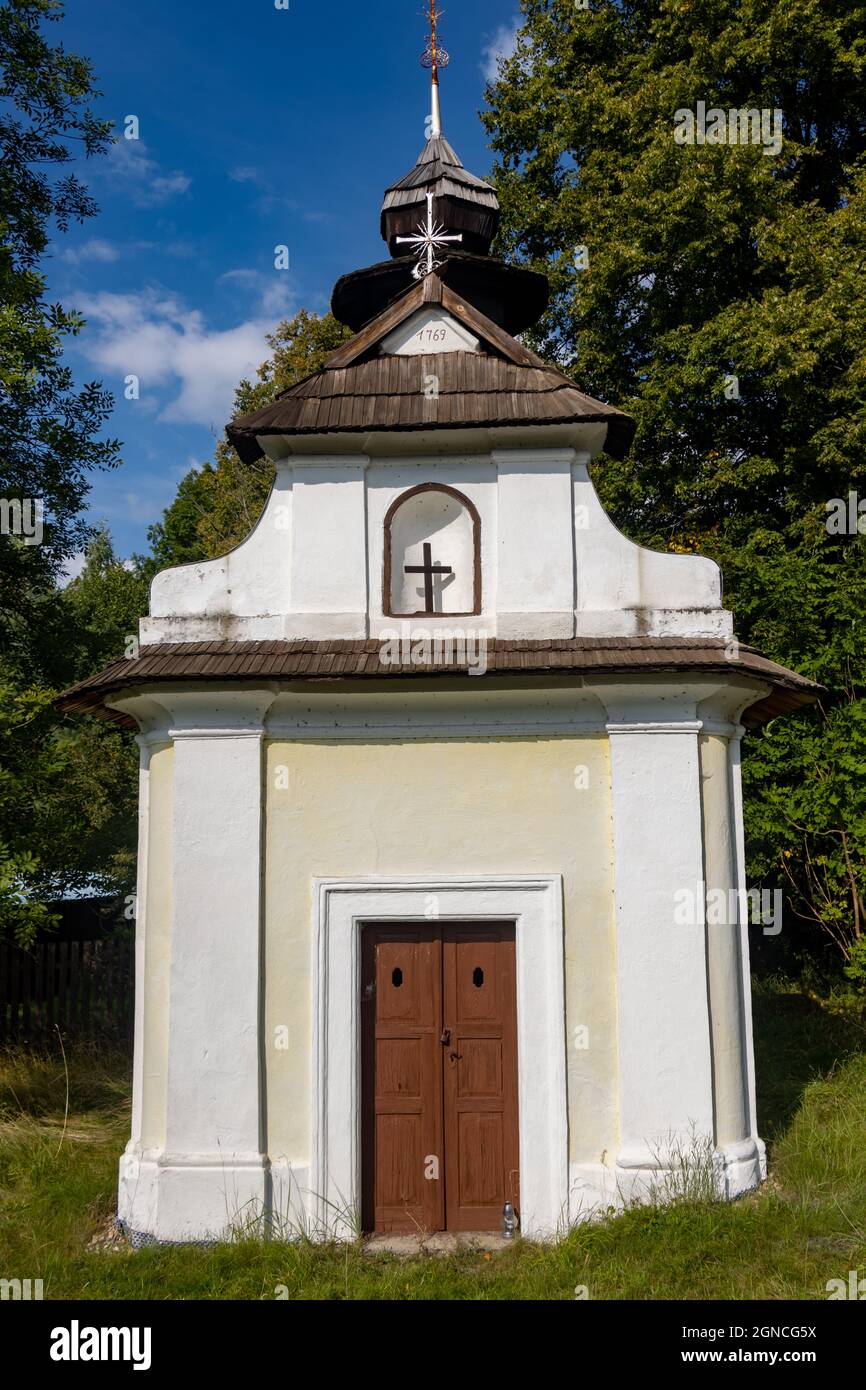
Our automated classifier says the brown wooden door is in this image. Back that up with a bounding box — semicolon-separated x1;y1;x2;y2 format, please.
361;923;519;1234
442;924;520;1232
361;925;444;1234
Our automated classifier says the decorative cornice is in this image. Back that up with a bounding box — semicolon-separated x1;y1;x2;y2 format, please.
700;719;740;738
135;731;171;751
492;446;577;469
168;728;266;741
606;720;704;736
287;455;370;471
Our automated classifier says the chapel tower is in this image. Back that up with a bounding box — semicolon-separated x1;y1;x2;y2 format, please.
58;10;818;1245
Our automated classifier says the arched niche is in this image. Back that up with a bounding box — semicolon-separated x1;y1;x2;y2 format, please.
384;483;481;618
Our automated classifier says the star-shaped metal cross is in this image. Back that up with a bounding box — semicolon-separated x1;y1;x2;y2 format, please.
396;191;463;279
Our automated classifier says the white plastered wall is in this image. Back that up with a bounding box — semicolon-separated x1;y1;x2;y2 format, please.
140;444;733;645
112;674;768;1243
572;456;729;637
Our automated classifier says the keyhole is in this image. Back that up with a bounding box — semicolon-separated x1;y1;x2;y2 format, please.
473;967;484;988
392;967;403;988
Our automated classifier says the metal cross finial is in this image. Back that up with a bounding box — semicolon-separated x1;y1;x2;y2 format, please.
395;190;463;279
420;3;449;139
420;3;450;81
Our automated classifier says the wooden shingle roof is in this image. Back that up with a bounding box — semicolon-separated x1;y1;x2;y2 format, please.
331;249;549;335
227;274;636;463
381;136;499;213
380;137;501;257
55;637;822;731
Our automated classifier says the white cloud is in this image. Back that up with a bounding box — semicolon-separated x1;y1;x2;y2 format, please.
118;490;167;522
100;139;191;207
219;267;260;288
227;165;298;216
219;267;295;317
481;19;521;82
61;236;195;266
59;550;87;586
86;457;195;524
229;165;266;186
61;238;120;265
73;285;297;429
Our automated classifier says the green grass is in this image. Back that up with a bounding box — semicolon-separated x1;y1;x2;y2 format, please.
0;981;864;1300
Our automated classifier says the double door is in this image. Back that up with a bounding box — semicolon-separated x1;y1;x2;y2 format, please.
361;922;519;1233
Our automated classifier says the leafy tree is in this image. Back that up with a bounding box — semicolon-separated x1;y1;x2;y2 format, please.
147;310;351;567
483;0;866;966
0;310;353;942
0;0;124;941
1;527;146;944
140;466;217;578
0;0;119;623
63;522;148;670
2;303;349;943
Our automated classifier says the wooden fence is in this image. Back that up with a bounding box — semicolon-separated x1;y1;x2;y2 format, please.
0;934;134;1045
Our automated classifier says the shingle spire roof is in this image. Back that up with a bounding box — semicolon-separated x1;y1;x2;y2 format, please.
381;137;500;257
226;273;637;463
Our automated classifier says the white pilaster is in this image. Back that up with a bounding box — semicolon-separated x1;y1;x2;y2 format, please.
729;725;766;1184
593;684;715;1195
128;733;154;1148
699;687;770;1193
287;457;369;638
701;727;749;1151
493;448;575;638
112;695;175;1206
111;690;275;1243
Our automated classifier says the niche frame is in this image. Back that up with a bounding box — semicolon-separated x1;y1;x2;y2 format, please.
382;482;482;619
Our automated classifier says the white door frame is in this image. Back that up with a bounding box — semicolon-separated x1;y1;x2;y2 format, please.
311;876;568;1240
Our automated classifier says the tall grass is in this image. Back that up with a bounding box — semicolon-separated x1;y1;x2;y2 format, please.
0;983;863;1300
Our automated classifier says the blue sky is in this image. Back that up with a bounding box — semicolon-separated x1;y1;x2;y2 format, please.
48;0;521;569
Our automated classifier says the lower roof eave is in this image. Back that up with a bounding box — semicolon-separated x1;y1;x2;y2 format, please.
54;638;822;733
253;420;614;464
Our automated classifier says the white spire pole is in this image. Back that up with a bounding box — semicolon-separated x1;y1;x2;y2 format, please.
430;74;442;140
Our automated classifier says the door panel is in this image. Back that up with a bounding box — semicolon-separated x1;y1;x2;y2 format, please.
443;925;519;1231
361;926;443;1234
457;1112;505;1208
362;923;518;1234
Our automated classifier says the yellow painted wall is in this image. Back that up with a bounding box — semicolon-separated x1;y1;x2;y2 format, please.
140;743;173;1151
263;736;618;1169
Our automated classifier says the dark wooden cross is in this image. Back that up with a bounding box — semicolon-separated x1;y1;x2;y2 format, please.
405;542;452;613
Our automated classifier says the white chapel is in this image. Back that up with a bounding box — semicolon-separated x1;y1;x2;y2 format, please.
59;30;817;1244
